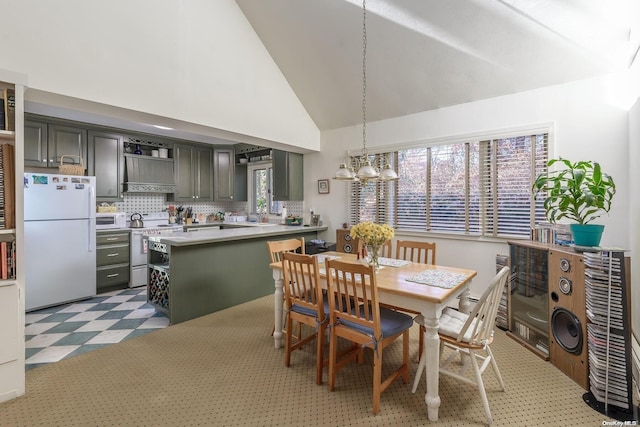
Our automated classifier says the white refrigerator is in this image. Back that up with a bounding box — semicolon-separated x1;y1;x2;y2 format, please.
24;173;97;311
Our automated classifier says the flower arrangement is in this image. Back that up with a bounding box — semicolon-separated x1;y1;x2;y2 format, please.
350;222;394;269
350;221;394;245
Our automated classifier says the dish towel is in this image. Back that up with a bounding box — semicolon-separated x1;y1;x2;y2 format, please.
405;270;469;289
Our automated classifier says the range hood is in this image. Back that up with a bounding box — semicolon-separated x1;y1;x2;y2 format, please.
123;154;176;193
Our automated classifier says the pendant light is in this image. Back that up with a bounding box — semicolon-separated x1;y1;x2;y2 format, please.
333;0;399;186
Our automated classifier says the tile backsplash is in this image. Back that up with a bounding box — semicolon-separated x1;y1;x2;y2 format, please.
108;194;303;219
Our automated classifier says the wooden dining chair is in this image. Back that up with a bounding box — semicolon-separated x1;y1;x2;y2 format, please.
266;237;305;263
325;259;413;415
281;251;328;385
412;266;510;426
267;238;305;337
389;239;437;362
396;239;436;264
357;239;393;258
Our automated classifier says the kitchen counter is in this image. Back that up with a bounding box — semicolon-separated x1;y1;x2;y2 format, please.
145;224;327;324
151;224;326;246
180;220;278;231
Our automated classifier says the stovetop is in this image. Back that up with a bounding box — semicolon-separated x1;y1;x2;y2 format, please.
127;212;182;229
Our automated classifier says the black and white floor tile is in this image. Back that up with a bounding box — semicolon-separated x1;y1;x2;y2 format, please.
25;287;169;370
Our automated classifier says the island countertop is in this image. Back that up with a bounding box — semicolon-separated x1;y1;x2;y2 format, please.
149;224;328;247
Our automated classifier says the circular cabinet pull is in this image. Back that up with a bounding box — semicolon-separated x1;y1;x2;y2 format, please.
559;277;572;295
559;258;571;272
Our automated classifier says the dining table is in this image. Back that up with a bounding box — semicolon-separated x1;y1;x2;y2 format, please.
269;251;477;421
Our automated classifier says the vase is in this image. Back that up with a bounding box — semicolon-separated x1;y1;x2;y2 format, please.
570;223;604;247
366;244;381;270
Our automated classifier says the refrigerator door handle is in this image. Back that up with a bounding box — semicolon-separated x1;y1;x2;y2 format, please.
88;220;95;252
88;186;96;252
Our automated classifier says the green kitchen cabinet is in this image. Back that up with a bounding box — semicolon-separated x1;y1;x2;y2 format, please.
24;120;48;167
214;146;236;202
24;117;87;170
169;143;213;202
87;130;125;201
272;149;303;201
96;231;130;292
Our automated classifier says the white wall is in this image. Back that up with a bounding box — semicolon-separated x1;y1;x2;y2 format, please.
306;72;631;297
0;0;319;150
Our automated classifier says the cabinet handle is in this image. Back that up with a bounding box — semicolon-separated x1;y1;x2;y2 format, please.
106;237;119;241
107;253;120;257
106;273;120;278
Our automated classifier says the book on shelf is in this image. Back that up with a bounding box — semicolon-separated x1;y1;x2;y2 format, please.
1;242;7;280
5;88;15;132
0;144;14;229
531;222;573;245
0;89;5;131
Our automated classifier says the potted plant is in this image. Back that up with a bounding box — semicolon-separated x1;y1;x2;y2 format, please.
532;158;616;247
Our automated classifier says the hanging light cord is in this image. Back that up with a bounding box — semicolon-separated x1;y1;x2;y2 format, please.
361;0;368;160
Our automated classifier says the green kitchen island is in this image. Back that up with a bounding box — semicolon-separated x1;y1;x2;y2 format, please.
146;224;327;324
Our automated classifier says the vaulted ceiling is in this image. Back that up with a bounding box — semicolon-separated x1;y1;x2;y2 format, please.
236;0;639;131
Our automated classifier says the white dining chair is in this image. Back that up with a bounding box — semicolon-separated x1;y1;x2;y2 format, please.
411;266;510;426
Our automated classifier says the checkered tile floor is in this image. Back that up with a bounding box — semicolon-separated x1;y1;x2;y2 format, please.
25;287;169;370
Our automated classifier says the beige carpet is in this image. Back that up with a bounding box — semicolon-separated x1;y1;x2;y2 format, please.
0;294;632;426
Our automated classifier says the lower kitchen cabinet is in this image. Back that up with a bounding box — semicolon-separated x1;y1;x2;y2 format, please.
96;231;130;292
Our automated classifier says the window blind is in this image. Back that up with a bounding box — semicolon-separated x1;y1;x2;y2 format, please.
348;130;548;238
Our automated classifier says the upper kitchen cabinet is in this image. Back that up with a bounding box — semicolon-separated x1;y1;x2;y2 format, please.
168;143;213;202
272;149;303;201
214;147;236;202
24;117;87;170
87;130;124;201
24;120;47;166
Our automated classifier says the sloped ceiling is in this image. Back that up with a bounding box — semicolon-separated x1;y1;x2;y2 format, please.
236;0;639;131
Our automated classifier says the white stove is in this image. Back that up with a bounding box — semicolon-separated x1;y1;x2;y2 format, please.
129;212;182;288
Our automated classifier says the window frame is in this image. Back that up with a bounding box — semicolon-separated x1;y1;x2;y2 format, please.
347;124;553;240
247;162;282;215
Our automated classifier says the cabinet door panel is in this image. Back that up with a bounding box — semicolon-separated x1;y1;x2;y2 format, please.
196;147;213;201
49;124;87;167
173;144;195;201
0;285;19;364
214;148;233;201
89;131;123;201
24;120;48;166
272;149;288;200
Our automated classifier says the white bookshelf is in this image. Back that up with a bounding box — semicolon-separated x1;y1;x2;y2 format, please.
0;68;26;404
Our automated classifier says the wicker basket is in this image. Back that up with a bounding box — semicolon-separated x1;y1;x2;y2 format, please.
58;155;86;176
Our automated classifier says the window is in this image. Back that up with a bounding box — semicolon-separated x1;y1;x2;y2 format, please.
348;130;548;238
248;163;282;215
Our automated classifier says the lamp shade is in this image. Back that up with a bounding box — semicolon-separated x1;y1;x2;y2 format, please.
379;164;399;181
334;163;357;180
357;161;379;179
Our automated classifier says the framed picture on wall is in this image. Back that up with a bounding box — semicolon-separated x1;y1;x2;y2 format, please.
318;179;330;194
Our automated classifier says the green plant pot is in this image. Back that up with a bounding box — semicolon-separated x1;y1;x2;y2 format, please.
570;224;604;247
